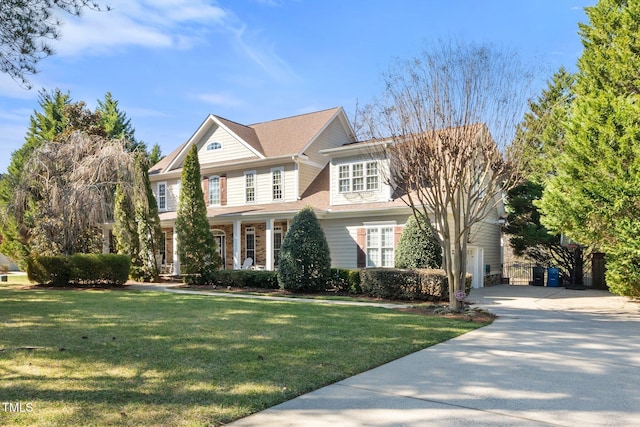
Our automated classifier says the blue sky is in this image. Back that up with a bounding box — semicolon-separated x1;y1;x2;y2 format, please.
0;0;595;174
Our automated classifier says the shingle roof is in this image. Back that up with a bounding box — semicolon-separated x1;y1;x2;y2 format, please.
150;107;344;174
249;107;342;157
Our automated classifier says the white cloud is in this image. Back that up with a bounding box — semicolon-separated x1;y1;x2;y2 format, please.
48;0;300;84
51;0;230;56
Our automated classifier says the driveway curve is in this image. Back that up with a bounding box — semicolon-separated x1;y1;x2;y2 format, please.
230;285;640;427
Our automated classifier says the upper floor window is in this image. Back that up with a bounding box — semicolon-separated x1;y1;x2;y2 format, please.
157;182;167;210
207;141;222;151
245;171;256;203
338;161;379;193
209;176;220;205
272;168;283;201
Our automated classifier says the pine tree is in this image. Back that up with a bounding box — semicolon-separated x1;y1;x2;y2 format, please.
96;92;146;152
175;145;219;283
277;206;331;292
395;214;442;269
538;0;640;296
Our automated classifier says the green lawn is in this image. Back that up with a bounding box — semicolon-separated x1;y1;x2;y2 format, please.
0;284;489;426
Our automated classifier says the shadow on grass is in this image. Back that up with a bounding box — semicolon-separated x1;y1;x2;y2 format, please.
0;289;484;426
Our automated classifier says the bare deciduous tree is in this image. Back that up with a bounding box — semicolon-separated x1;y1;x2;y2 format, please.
361;40;533;310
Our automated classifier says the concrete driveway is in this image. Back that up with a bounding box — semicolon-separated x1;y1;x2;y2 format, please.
230;285;640;426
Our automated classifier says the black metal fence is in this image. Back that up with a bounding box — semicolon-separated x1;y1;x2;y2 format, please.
502;261;593;287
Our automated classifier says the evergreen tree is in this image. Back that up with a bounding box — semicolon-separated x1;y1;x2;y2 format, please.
113;182;140;274
538;0;640;296
277;206;331;292
503;69;576;276
148;143;164;166
175;145;219;283
134;155;162;281
395;214;442;269
96;92;146;152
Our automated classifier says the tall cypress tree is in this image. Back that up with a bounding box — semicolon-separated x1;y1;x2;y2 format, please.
538;0;640;296
134;155;162;281
175;145;219;283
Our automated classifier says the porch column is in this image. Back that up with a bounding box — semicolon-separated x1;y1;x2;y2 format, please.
265;218;274;271
173;229;180;276
233;220;241;269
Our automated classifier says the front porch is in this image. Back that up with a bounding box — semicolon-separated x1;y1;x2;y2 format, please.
157;219;289;276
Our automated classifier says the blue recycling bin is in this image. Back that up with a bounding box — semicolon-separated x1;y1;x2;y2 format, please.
547;268;559;287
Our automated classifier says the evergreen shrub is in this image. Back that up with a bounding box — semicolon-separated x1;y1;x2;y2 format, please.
208;270;279;289
27;254;130;286
278;206;332;292
395;215;442;269
360;268;471;301
330;268;362;293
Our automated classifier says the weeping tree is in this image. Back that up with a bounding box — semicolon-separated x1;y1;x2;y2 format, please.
361;40;533;311
11;131;137;257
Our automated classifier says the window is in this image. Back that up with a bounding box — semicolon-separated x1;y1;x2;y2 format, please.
206;141;222;151
157;182;167;210
338;162;379;193
212;229;225;268
366;162;379;190
209;176;220;205
366;226;394;267
245;227;255;262
274;226;283;266
352;163;364;191
339;165;350;192
272;168;283;201
245;171;256;203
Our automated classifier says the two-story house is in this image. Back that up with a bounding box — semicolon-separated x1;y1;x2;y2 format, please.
105;106;503;288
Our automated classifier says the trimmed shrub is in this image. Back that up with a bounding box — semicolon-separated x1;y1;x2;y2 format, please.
27;254;131;286
278;206;332;292
395;215;442;269
330;268;362;293
360;268;471;301
204;270;279;289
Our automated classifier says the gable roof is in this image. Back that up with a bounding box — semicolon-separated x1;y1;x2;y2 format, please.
151;107;350;175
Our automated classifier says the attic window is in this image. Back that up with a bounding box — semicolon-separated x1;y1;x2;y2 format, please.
207;142;222;151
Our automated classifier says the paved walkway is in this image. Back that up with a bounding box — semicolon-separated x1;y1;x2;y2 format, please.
226;285;640;426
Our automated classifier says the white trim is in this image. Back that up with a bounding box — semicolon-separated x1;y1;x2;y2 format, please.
244;170;256;204
165;114;265;172
208;175;221;206
271;167;284;202
245;226;256;263
365;225;396;268
206;141;222;151
157;181;167;211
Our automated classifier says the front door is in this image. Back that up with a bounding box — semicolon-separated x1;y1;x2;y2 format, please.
466;246;484;289
212;230;226;269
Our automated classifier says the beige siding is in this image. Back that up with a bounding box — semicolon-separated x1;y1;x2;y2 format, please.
321;213;411;269
225;163;297;206
305;118;353;165
298;163;321;197
330;154;392;206
197;125;259;164
469;216;502;278
152;178;181;212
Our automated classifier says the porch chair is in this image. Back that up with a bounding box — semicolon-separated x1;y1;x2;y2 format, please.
242;257;253;270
